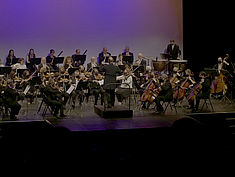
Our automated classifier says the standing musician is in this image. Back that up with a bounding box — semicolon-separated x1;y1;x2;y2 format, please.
99;57;121;108
26;48;36;73
116;69;133;105
5;49;16;66
154;74;173;114
188;71;211;112
87;57;98;72
89;68;104;105
166;39;181;60
98;48;111;65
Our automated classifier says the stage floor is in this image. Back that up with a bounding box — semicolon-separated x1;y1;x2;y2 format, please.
1;96;235;131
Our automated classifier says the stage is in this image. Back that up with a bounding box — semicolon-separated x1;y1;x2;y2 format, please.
1;95;235;131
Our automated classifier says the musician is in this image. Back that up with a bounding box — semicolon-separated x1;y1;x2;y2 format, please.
63;56;74;71
11;58;27;70
116;54;124;66
0;58;4;67
4;80;22;120
87;57;98;72
5;49;16;66
166;39;181;60
99;57;121;108
26;48;36;73
46;49;58;70
98;48;111;65
188;71;211;112
38;57;51;73
116;69;133;105
154;74;173;113
122;46;134;57
223;53;234;74
43;79;66;118
134;53;146;74
89;68;104;105
72;49;86;66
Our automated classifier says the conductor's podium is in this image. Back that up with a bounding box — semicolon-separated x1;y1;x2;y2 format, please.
94;105;133;119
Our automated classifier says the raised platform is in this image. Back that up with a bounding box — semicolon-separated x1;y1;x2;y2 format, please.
94;105;133;118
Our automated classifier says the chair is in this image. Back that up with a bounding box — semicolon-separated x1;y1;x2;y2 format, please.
200;98;214;112
163;100;177;113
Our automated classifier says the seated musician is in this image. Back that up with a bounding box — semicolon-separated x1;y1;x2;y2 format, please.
89;68;104;105
63;56;74;72
0;58;4;67
154;74;173;113
116;69;133;105
134;53;147;69
188;71;211;112
38;57;51;73
5;49;16;66
98;48;111;65
87;57;98;72
72;49;82;67
4;80;22;120
122;46;134;57
43;79;66;118
116;54;124;66
169;66;181;89
46;49;58;70
11;58;27;70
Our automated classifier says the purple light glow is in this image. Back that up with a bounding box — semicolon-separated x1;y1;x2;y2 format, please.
0;0;183;66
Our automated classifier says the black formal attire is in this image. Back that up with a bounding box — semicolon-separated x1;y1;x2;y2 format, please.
87;62;98;72
26;54;36;73
72;54;86;66
5;56;16;66
4;86;22;120
167;44;181;60
46;55;58;71
100;63;121;107
89;75;104;105
155;80;173;112
98;52;111;65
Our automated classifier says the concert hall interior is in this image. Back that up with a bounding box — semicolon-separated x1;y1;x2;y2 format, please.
0;0;235;170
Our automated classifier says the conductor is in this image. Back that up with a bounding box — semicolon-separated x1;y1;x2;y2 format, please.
100;57;121;108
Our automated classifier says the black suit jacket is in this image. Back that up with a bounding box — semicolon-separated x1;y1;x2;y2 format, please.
99;63;121;90
98;52;111;65
167;44;181;60
87;62;98;72
122;52;133;56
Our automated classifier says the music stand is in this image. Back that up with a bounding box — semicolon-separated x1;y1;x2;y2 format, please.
123;56;134;64
0;66;12;76
74;55;86;65
30;58;41;65
105;56;117;63
16;69;29;77
54;57;64;65
68;67;79;75
12;58;20;65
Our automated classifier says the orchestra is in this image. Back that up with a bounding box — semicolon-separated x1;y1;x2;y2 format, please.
0;43;234;121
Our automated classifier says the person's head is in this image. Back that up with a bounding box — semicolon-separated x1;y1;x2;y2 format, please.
185;69;192;76
218;57;223;64
118;54;123;61
76;49;80;55
103;48;108;53
123;69;128;76
50;49;55;55
41;57;46;64
74;70;80;77
173;66;179;73
23;70;30;76
170;39;175;45
79;65;85;72
29;48;34;55
18;58;24;65
65;56;73;64
91;57;96;63
108;57;114;63
138;53;143;60
125;46;130;53
8;49;14;57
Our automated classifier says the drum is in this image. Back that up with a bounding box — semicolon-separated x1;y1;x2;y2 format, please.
169;60;188;72
152;59;168;73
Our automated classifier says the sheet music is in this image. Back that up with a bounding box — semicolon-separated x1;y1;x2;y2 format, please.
97;80;104;86
66;85;76;94
23;85;31;95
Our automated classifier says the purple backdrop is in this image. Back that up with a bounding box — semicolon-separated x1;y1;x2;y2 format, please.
0;0;183;66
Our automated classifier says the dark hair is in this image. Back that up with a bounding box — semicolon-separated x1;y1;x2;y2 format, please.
50;49;55;54
28;48;35;58
8;49;15;58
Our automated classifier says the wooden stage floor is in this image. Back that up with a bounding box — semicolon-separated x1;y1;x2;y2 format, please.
1;95;235;131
